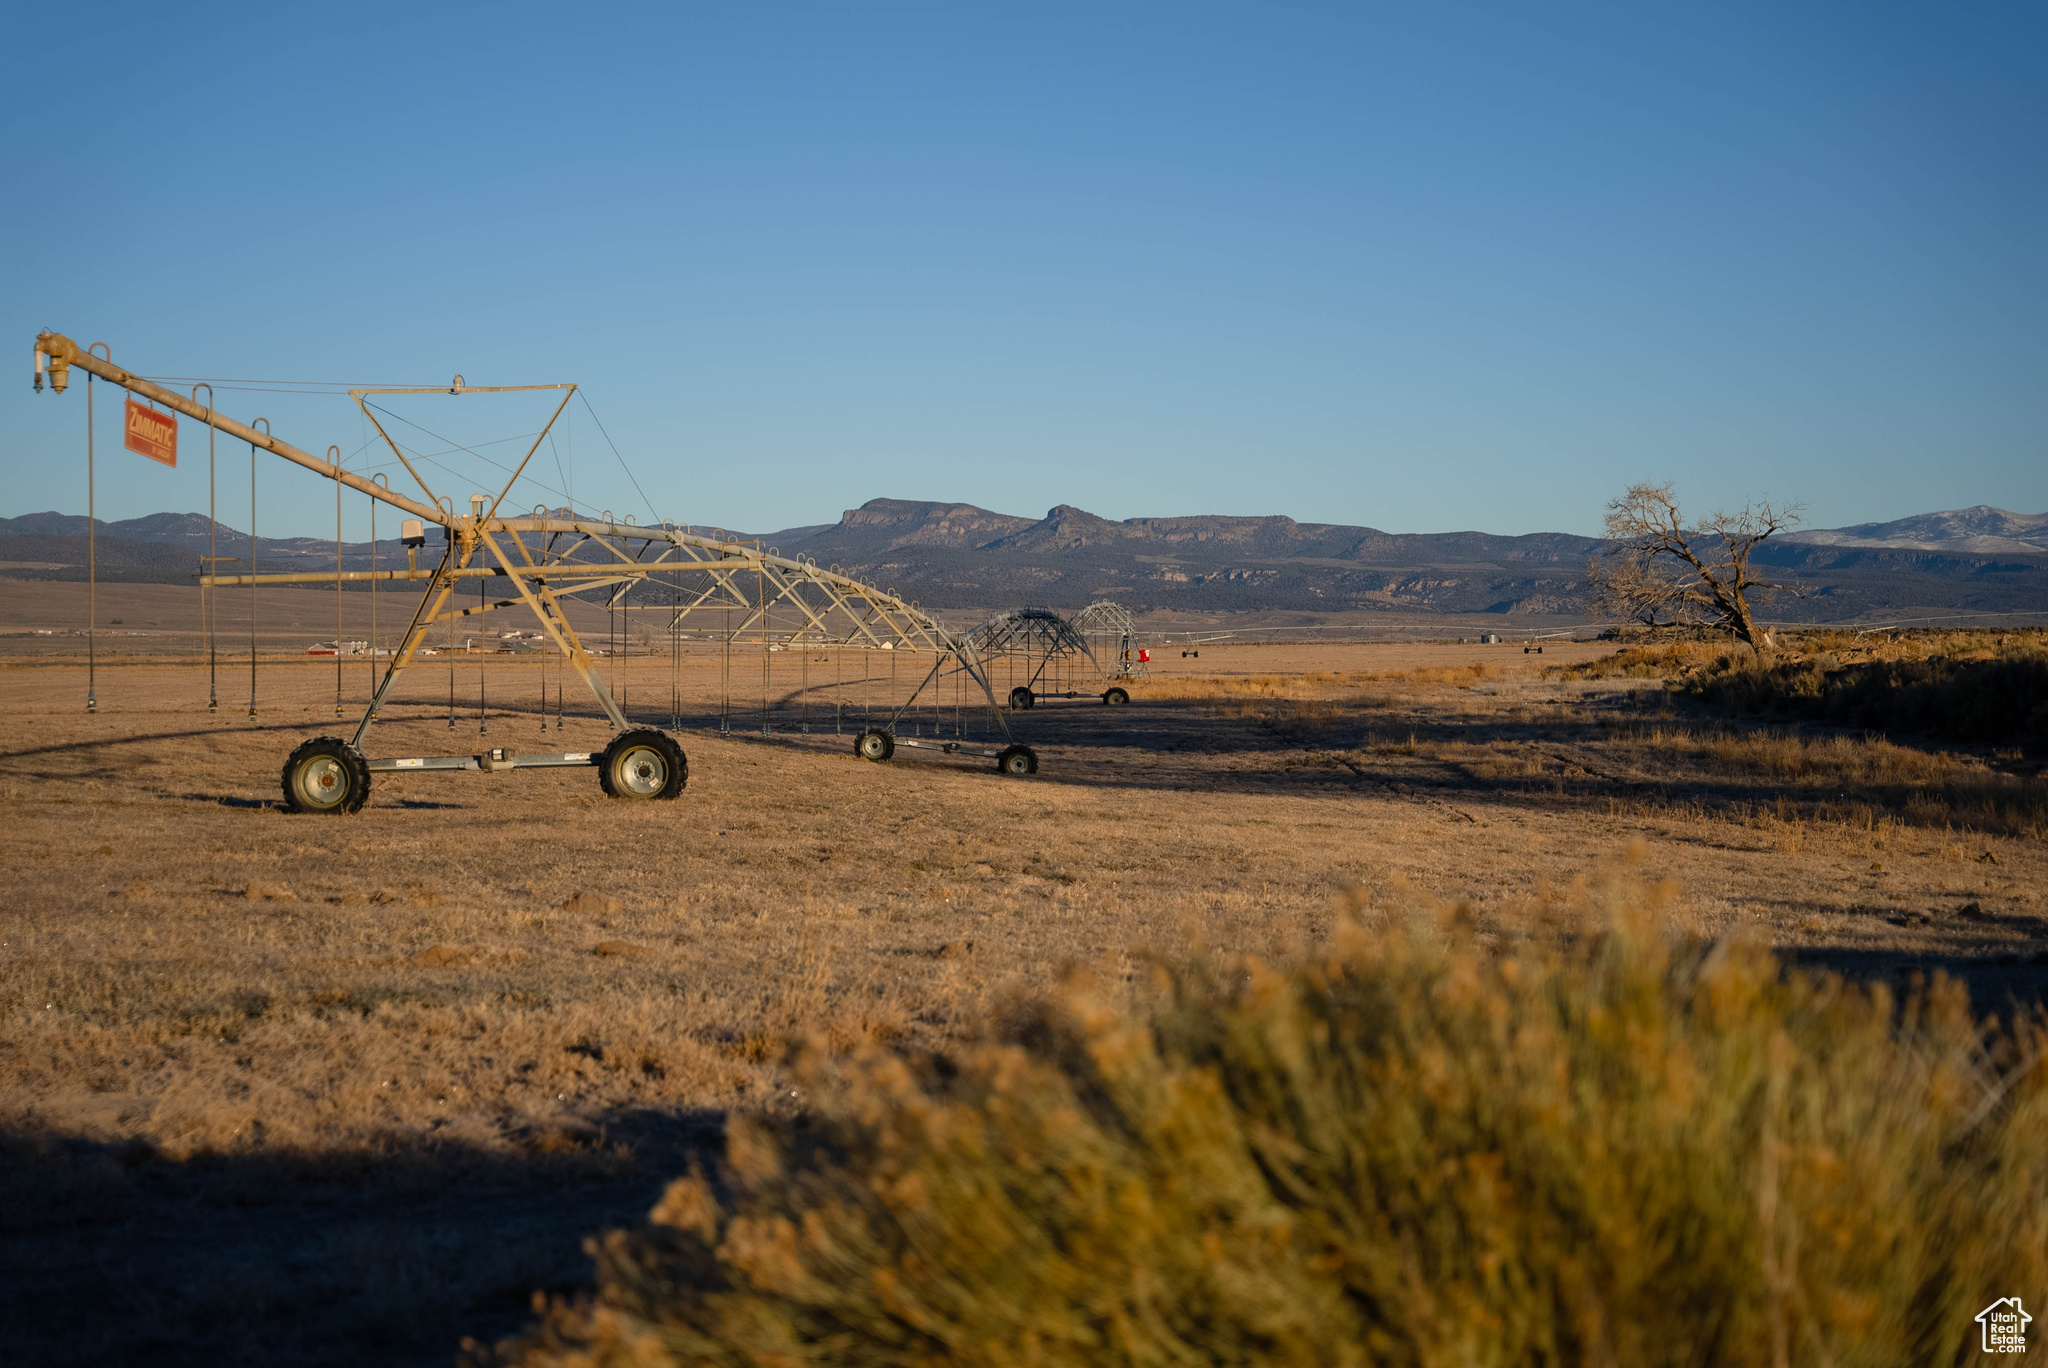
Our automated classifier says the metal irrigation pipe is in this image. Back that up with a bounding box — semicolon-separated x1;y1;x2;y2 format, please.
192;382;217;714
248;416;270;720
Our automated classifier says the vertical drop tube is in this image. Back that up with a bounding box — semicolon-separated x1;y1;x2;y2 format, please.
196;383;217;715
248;431;259;720
368;488;377;711
335;449;344;718
85;371;95;713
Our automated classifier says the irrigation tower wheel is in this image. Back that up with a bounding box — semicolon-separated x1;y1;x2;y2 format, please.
1102;686;1129;705
854;728;896;762
995;745;1039;776
280;737;371;814
599;729;687;800
1008;686;1035;710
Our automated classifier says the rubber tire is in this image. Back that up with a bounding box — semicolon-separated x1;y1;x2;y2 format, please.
599;728;687;800
281;737;371;814
996;745;1039;776
1009;686;1035;710
1103;687;1129;706
855;728;895;762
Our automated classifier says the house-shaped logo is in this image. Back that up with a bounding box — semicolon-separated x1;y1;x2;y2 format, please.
1977;1297;2030;1354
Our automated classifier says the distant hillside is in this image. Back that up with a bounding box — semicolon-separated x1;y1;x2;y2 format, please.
754;499;2047;621
0;532;198;581
6;502;2044;622
0;511;350;568
1780;505;2048;555
762;498;1604;567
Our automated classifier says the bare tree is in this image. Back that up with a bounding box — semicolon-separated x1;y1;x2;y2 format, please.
1589;483;1802;650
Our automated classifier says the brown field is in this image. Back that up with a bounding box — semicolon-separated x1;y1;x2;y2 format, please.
3;580;2044;1365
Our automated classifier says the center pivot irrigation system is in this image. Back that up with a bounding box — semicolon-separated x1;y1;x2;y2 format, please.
965;601;1151;710
31;331;1038;813
967;606;1135;710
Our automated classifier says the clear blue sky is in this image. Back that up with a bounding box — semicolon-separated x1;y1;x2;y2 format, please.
4;1;2043;540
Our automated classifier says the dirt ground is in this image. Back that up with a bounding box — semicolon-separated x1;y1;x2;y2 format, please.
3;581;2044;1366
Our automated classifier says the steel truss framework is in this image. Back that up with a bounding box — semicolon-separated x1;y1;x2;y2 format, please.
31;331;1028;808
966;607;1131;708
1071;600;1145;679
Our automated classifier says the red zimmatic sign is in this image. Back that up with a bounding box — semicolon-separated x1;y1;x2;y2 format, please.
124;398;177;467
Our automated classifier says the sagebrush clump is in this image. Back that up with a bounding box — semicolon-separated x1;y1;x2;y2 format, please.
488;877;2048;1367
1556;641;1719;680
1685;640;2048;744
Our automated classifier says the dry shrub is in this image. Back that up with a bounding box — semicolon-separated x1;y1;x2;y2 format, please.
1613;724;2048;837
1556;642;1719;680
591;941;655;958
1154;672;1339;701
1378;661;1496;687
1156;666;1493;703
488;878;2048;1367
1685;638;2048;744
1227;697;1346;743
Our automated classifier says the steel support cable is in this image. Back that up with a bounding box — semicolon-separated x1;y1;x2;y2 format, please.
356;431;535;470
359;404;596;524
575;390;658;525
327;430;388;467
549;430;571;519
142;373;437;389
361;403;538;460
143;384;421;398
363;408;582;511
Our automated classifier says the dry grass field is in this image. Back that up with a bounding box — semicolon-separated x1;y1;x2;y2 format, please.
2;582;2044;1365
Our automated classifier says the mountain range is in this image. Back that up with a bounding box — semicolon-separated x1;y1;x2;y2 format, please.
1778;506;2048;556
4;501;2044;623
